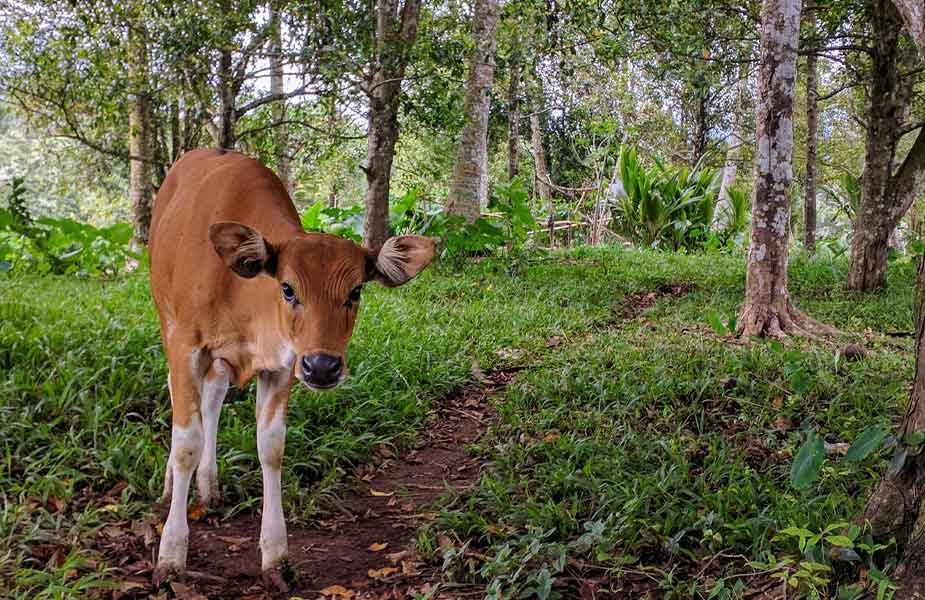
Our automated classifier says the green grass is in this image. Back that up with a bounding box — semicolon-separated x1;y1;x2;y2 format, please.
0;248;917;598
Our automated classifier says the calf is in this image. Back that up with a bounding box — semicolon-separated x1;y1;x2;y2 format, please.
148;149;434;589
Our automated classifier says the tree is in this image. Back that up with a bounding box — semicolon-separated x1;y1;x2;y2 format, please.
268;0;293;196
847;0;925;291
718;65;749;217
529;92;554;244
802;1;818;254
362;0;423;249
445;0;501;223
127;13;154;246
506;58;521;181
737;0;825;338
858;4;925;592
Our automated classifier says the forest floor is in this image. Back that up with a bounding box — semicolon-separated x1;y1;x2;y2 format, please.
0;247;919;599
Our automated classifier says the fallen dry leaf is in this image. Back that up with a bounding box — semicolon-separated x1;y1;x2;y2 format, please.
170;581;207;600
369;542;389;552
367;566;399;580
370;489;393;497
543;431;561;443
186;503;206;522
774;416;793;431
119;580;148;593
545;336;565;348
215;535;250;545
101;525;126;538
772;395;784;409
320;584;355;598
496;347;525;361
401;560;421;576
386;550;410;564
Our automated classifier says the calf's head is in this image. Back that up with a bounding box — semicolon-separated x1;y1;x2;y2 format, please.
209;223;435;390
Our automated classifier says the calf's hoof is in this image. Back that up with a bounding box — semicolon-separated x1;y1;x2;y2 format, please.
262;565;292;594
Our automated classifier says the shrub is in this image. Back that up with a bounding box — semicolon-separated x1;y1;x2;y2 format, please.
612;147;746;251
0;178;137;276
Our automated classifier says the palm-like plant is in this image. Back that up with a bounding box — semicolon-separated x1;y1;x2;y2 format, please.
614;147;724;250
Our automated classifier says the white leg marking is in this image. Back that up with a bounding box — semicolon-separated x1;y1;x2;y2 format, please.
162;370;174;501
257;371;289;570
157;415;203;572
197;360;229;506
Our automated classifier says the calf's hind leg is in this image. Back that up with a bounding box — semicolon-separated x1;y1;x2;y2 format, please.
196;359;230;507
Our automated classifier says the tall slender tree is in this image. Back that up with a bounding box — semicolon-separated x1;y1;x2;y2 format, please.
362;0;422;248
127;14;153;246
446;0;501;223
529;87;554;237
803;1;818;254
506;58;521;181
738;0;826;338
269;0;293;196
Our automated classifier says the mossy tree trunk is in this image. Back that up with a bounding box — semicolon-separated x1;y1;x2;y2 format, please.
362;0;422;249
128;16;153;247
858;4;925;594
738;0;830;338
445;0;500;224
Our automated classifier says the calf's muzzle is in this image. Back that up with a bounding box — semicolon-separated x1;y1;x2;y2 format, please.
301;353;343;389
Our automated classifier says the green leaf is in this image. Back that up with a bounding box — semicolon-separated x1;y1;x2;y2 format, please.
825;535;854;548
705;310;727;336
790;368;811;395
301;202;325;231
535;567;552;600
791;431;824;490
844;426;889;462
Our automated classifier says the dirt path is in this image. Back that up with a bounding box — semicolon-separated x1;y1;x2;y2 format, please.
99;378;500;600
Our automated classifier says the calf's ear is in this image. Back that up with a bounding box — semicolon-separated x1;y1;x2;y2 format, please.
209;222;277;278
366;235;436;287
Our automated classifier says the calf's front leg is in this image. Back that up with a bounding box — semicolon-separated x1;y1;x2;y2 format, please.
256;368;292;591
155;352;204;583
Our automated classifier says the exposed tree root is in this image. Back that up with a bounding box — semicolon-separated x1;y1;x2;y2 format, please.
736;296;838;340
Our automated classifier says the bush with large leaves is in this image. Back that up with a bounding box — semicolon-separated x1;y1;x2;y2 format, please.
0;179;137;276
613;147;744;251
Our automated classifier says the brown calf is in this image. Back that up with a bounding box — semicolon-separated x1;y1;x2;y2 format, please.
148;149;434;589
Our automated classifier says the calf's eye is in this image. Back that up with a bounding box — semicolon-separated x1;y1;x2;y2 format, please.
282;282;296;303
348;285;362;304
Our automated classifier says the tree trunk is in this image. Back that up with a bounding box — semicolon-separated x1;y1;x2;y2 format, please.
893;0;925;57
362;0;422;249
128;20;153;247
718;71;747;222
218;48;236;150
738;0;826;338
858;8;925;593
530;94;553;245
803;3;818;254
507;60;521;181
691;89;709;166
847;0;924;291
169;99;180;165
860;252;925;594
269;1;293;196
445;0;500;224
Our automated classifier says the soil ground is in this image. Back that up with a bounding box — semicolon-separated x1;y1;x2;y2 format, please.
95;380;499;600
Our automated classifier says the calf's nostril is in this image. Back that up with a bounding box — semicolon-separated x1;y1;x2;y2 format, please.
303;353;343;385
